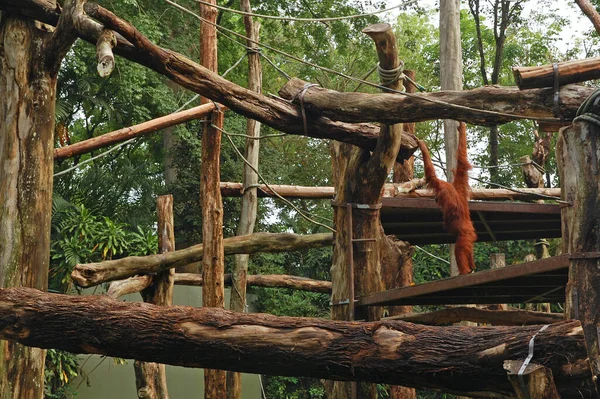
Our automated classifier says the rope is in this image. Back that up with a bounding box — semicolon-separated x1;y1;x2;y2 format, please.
291;83;320;136
195;0;419;22
415;245;451;265
377;61;405;87
164;0;565;123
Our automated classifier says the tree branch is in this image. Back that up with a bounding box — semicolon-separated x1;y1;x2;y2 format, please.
0;287;594;398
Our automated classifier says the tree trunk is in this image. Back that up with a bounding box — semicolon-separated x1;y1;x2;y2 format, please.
328;23;404;399
0;288;595;399
134;195;175;399
558;118;600;393
489;124;500;183
227;3;261;397
0;7;73;397
387;71;416;399
72;232;334;287
199;0;226;395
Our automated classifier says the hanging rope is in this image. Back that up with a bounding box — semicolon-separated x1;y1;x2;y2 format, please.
573;87;600;128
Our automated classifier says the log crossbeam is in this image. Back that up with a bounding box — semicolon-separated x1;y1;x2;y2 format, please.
0;287;595;399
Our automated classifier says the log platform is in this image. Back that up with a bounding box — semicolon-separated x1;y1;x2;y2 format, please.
380;198;561;245
358;254;571;307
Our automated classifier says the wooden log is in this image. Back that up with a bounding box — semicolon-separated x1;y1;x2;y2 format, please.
74;1;421;160
133;195;174;399
386;307;564;326
71;232;334;287
0;287;595;398
513;57;600;90
4;2;596;131
227;2;262;396
106;273;332;299
558;117;600;386
95;28;116;77
504;361;560;399
54;102;218;159
279;78;593;126
199;0;226;394
220;182;561;201
575;0;600;36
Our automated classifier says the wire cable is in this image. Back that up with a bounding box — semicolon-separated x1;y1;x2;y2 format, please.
415;245;451;265
218;124;336;232
195;0;418;22
164;0;565;124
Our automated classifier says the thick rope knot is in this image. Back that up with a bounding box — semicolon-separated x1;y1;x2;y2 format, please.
377;61;405;88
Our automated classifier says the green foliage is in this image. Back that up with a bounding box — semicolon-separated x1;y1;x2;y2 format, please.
44;350;79;399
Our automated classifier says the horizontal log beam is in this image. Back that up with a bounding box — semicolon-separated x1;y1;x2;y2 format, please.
279;78;593;126
71;232;333;288
221;182;561;201
3;0;419;161
175;273;332;293
513;57;600;90
107;274;332;298
0;288;594;398
386;307;564;326
54;102;219;159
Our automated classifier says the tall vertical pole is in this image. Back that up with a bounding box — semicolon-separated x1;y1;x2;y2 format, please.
440;0;463;275
134;195;175;399
199;1;226;398
226;0;262;397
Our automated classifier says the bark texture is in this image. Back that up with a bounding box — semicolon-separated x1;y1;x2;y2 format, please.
278;78;591;127
0;5;74;396
504;361;560;399
227;0;262;395
514;56;600;89
220;182;560;201
134;195;175;399
72;232;333;287
0;288;595;399
558;119;600;392
54;102;217;159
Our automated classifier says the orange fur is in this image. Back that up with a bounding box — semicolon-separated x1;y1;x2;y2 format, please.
418;122;477;274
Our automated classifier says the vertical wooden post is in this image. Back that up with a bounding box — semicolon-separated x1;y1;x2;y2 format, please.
0;10;65;398
489;253;507;311
440;0;463;275
134;195;175;399
387;69;416;399
226;0;262;398
199;0;226;397
328;22;404;399
504;361;560;399
558;118;600;393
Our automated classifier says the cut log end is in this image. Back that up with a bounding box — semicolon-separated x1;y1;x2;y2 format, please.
362;23;392;35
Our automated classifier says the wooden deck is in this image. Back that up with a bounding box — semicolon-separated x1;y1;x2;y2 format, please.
380;198;561;245
358;255;570;307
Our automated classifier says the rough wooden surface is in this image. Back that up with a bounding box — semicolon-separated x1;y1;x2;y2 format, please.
0;288;595;398
133;195;174;399
95;28;116;77
227;1;262;395
514;56;600;90
72;232;333;287
386;307;564;326
54;102;217;159
175;273;332;293
504;361;560;399
199;0;226;393
0;7;74;397
107;273;332;298
221;182;560;201
279;78;592;126
558;119;600;388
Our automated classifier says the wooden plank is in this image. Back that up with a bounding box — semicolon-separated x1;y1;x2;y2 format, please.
358;255;570;307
